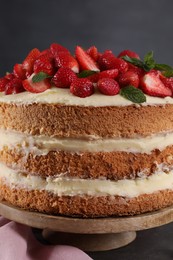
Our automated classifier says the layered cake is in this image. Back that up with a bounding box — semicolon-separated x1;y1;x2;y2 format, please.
0;43;173;217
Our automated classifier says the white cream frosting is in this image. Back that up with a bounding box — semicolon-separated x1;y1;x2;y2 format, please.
0;87;173;106
1;129;173;154
1;163;173;197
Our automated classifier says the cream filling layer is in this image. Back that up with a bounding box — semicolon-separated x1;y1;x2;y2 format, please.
0;129;173;154
1;163;173;197
0;87;173;106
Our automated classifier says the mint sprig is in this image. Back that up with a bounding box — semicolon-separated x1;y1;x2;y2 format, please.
78;70;98;78
120;85;146;104
122;51;173;77
32;72;52;83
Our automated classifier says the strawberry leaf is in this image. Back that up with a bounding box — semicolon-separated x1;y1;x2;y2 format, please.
120;85;146;104
32;72;52;83
78;70;98;78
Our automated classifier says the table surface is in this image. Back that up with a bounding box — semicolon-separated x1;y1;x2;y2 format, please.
33;221;173;260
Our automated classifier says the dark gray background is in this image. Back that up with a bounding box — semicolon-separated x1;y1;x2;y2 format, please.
0;0;172;76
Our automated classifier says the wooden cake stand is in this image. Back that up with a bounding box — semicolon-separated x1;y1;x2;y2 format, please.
1;201;173;251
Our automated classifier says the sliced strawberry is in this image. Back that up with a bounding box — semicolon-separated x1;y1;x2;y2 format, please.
52;67;77;88
40;48;54;58
0;77;9;91
97;78;120;95
98;51;128;73
75;46;100;72
50;43;70;56
34;54;55;76
140;71;172;97
118;70;139;88
86;46;99;61
13;63;26;80
4;73;15;81
70;78;94;97
54;52;79;73
22;48;41;75
22;73;51;93
5;78;24;95
160;76;173;92
117;49;140;59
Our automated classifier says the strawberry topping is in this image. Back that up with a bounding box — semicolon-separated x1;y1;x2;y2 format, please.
140;71;172;97
52;67;77;88
118;49;140;59
22;48;41;75
75;46;100;71
97;78;120;95
118;70;139;88
34;54;55;76
23;73;51;93
5;78;24;95
70;78;94;98
1;43;173;101
54;52;79;73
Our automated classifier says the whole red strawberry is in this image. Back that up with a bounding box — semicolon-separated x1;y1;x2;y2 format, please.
98;51;128;73
117;49;140;59
97;78;120;95
55;52;79;73
70;78;94;97
34;54;55;76
118;70;139;88
5;78;24;95
0;77;9;91
50;43;70;56
160;76;173;92
52;67;77;88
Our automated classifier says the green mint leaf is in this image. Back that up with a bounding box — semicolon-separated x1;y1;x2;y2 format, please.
144;51;155;69
32;72;52;83
120;85;146;104
122;55;144;68
78;70;98;78
154;64;173;77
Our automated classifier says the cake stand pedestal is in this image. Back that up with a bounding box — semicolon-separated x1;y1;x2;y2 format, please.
1;201;173;251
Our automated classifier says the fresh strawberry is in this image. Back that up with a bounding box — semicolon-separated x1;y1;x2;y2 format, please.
75;46;100;71
70;78;94;97
86;69;119;83
4;73;15;81
40;49;53;58
50;43;70;56
86;46;99;61
55;52;79;73
127;63;145;78
140;71;172;97
0;77;9;91
5;78;24;95
22;48;41;75
97;78;120;95
13;63;26;80
117;49;140;59
160;76;173;92
98;51;128;73
23;73;51;93
118;70;139;88
52;67;77;88
34;54;55;76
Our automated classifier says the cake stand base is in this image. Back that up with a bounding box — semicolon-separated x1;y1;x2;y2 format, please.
1;201;173;251
42;230;136;251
